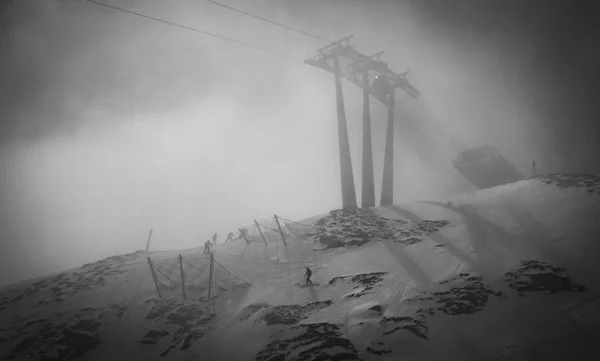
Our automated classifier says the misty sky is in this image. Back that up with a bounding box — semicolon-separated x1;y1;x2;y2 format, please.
1;0;599;286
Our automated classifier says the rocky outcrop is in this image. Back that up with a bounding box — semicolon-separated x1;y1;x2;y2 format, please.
405;273;506;316
1;252;136;312
379;315;428;339
248;300;333;326
327;272;387;299
142;298;214;356
256;322;361;361
532;174;600;194
313;208;408;248
504;260;588;296
1;304;126;361
313;208;449;249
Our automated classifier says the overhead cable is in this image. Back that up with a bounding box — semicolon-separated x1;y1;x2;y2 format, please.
204;0;328;42
84;0;302;60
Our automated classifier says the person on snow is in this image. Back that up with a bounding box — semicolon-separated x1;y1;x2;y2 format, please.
212;232;218;245
225;232;235;243
239;228;250;245
304;267;313;285
203;240;212;254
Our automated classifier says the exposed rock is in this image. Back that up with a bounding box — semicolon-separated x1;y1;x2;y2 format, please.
405;273;506;316
313;208;407;248
392;220;451;244
327;272;387;299
368;304;383;314
504;260;588;296
380;315;428;339
355;313;429;357
143;299;214;355
2;318;101;361
366;347;392;355
1;285;40;311
258;300;333;326
531;174;600;194
313;209;450;249
139;329;170;345
255;322;361;361
11;257;131;309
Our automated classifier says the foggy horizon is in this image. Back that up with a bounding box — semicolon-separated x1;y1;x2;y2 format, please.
1;0;599;286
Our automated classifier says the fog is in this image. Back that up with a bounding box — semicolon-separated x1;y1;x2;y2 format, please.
1;0;599;286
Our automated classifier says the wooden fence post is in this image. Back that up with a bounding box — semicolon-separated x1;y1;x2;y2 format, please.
179;254;186;300
147;257;162;298
254;220;268;246
274;214;287;247
207;253;215;300
145;229;153;252
532;160;536;176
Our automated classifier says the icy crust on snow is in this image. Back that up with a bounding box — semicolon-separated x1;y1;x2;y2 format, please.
0;304;126;361
312;208;449;249
531;174;600;193
140;298;215;356
504;260;588;296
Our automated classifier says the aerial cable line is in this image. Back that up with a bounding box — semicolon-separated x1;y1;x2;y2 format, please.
84;0;302;60
204;0;328;42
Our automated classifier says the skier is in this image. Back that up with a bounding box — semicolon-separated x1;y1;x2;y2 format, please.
203;240;212;254
225;232;234;243
304;267;313;285
212;233;218;245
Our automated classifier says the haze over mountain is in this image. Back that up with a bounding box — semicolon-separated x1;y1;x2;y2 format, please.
1;0;599;287
1;175;599;361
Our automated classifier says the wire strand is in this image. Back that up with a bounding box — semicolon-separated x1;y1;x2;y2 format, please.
84;0;302;60
204;0;328;42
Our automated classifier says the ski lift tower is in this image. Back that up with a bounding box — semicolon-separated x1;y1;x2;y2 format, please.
305;36;421;208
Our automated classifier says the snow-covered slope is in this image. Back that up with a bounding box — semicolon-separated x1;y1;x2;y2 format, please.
1;174;600;361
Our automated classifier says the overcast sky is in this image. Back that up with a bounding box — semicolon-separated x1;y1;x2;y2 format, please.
1;0;599;285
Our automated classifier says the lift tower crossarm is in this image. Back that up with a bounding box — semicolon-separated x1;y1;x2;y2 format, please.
305;39;419;105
